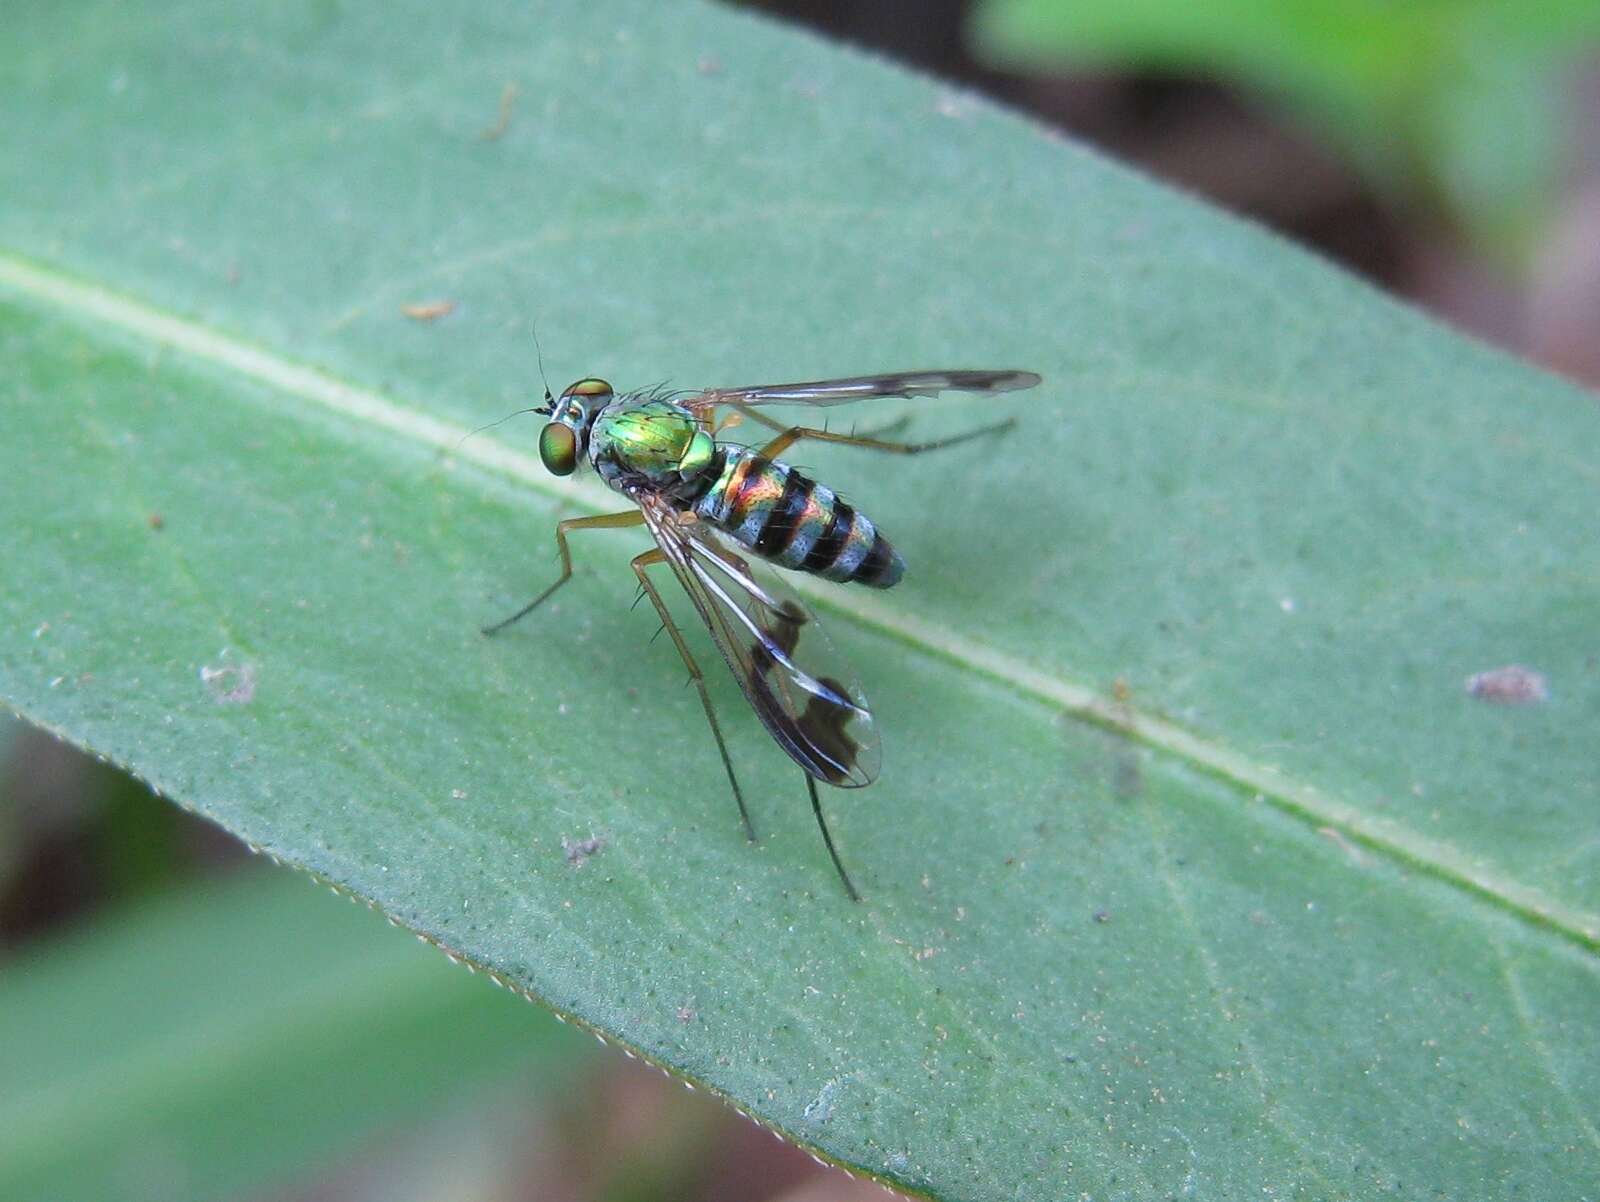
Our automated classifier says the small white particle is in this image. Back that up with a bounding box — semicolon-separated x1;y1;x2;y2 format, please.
805;1078;842;1123
200;657;257;705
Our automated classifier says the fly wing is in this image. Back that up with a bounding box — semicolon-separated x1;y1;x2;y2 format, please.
639;495;880;787
684;369;1041;411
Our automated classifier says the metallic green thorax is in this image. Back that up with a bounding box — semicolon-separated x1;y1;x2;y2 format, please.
583;393;903;589
592;400;714;486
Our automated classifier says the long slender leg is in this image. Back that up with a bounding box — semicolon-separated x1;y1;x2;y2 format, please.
806;776;861;902
721;405;909;442
719;405;788;435
481;510;644;635
631;548;757;843
734;406;1016;462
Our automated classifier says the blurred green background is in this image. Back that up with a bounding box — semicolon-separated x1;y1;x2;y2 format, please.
5;2;1597;1199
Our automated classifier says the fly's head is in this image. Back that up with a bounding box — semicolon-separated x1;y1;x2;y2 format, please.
536;378;614;476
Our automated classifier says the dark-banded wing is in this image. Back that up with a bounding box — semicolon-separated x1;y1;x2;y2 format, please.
685;369;1041;410
638;495;880;788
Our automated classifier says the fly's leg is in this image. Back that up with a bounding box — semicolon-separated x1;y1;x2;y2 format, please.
722;405;909;443
853;413;912;441
806;775;862;902
653;535;858;899
481;510;645;636
631;548;757;843
732;405;1016;462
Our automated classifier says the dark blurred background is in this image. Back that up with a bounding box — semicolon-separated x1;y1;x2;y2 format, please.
5;3;1597;1200
765;0;1600;387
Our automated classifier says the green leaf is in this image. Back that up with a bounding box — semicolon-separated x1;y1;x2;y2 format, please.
2;2;1597;1198
0;868;586;1202
970;0;1600;258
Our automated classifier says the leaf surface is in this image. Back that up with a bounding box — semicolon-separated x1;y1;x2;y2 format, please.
2;1;1597;1197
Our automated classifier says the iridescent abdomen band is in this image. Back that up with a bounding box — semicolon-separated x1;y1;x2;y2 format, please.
695;447;904;588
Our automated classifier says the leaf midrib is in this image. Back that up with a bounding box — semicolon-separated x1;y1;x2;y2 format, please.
3;248;1594;955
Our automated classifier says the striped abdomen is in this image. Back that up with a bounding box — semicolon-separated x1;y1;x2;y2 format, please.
693;448;905;588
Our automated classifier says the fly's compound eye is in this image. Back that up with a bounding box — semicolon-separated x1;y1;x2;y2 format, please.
565;378;613;400
538;422;578;476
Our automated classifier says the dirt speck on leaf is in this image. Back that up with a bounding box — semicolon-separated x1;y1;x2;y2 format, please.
1465;664;1549;705
562;834;606;866
1317;825;1366;864
478;82;519;141
401;299;456;322
804;1077;842;1123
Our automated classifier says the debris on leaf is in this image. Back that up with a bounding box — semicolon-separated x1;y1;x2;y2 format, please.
401;299;455;322
1317;826;1365;865
200;655;257;705
1465;664;1549;705
478;82;519;141
562;834;606;866
803;1077;842;1123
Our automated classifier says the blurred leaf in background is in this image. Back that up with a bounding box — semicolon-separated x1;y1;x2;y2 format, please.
0;856;589;1202
970;0;1600;262
4;726;199;949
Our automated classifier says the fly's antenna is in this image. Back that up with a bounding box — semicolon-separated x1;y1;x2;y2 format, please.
456;407;544;448
454;318;557;448
531;319;555;413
